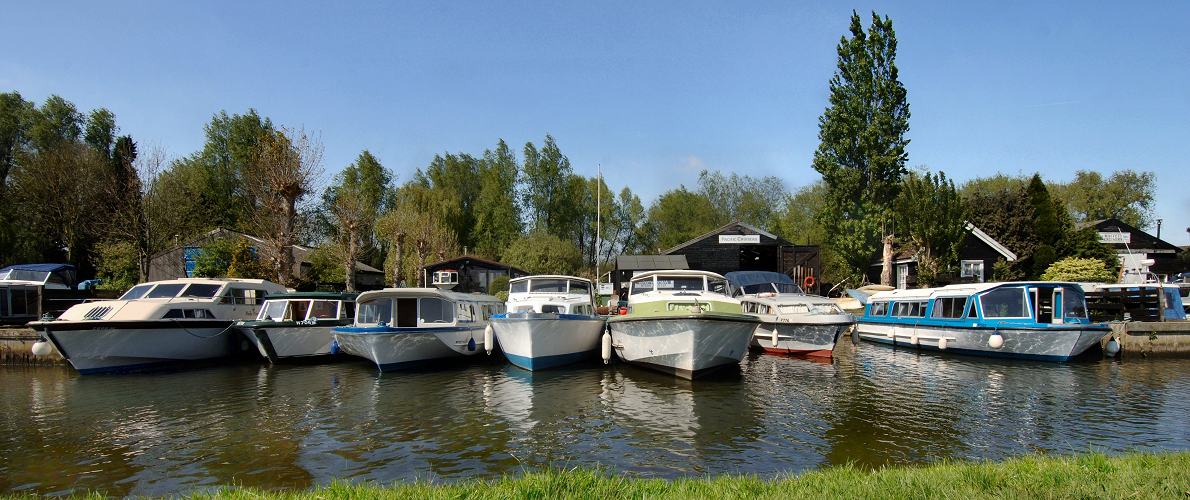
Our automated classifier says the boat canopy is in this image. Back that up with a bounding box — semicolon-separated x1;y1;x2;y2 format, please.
0;263;78;288
725;271;802;295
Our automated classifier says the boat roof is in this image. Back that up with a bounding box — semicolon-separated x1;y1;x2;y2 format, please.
136;277;285;287
724;271;795;287
356;287;502;303
868;281;1084;301
630;269;726;281
0;263;75;273
264;291;359;300
509;275;592;284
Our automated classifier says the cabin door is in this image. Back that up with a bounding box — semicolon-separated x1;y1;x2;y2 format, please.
1033;287;1060;324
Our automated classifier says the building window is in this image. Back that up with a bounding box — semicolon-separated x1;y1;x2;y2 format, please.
961;260;985;283
896;264;909;289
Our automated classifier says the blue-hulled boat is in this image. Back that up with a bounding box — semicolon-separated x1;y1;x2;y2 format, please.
855;282;1110;361
487;275;606;371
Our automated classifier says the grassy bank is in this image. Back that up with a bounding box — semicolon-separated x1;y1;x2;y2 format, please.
13;451;1189;499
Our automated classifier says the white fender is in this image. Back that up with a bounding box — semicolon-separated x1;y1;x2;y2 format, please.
31;341;52;356
988;333;1004;349
601;331;612;364
1105;337;1120;356
770;327;779;347
937;337;948;350
484;325;494;355
910;334;919;345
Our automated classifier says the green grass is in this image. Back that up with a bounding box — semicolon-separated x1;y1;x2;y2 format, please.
10;452;1189;499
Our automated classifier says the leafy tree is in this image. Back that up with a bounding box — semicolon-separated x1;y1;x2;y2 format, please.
307;244;346;288
894;170;966;286
472;140;522;259
604;186;649;261
488;275;510;295
959;174;1028;200
26;95;83;152
418;152;481;248
377;190;459;287
502;231;583;275
642;187;721;251
1056;226;1120;276
1026;173;1061;276
192;238;237;278
522;135;580;239
9;142;109;267
92;240;140;292
811;11;911;281
1051;169;1156;229
696;170;784;230
966;183;1038;278
325;150;389;291
84;108;117;160
1040;257;1116;283
0;92;34;194
774;181;827;246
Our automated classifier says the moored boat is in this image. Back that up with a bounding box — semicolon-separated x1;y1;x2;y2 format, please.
488;275;605;370
333;288;504;371
855;282;1110;361
236;291;357;362
606;270;758;379
726;271;854;357
29;278;287;374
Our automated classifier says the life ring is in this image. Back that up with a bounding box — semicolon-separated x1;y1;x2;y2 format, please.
803;275;816;289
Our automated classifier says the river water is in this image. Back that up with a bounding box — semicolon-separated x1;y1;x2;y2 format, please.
2;340;1187;495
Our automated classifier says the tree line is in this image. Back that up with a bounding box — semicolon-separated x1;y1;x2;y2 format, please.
0;12;1160;293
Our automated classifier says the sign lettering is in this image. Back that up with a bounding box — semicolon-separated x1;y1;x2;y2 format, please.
719;234;761;244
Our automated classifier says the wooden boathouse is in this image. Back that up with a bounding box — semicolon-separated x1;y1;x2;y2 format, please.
660;222;822;294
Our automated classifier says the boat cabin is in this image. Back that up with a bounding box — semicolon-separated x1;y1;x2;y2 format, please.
257;292;357;324
505;276;595;315
353;289;504;328
862;282;1095;327
0;264;83;324
626;270;739;315
59;278;288;322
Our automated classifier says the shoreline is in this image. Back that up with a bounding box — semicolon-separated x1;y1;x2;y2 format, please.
12;451;1180;498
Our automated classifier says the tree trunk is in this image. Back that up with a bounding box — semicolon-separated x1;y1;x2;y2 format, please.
880;234;894;286
394;234;405;286
345;227;358;292
277;198;297;286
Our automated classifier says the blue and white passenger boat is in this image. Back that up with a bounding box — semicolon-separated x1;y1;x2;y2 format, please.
855;282;1110;361
487;275;606;370
333;288;504;371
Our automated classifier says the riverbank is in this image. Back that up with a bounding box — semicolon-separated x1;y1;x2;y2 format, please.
170;452;1190;498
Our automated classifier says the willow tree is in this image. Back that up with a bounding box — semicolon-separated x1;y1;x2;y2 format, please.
811;11;911;283
326;151;389;291
250;127;323;286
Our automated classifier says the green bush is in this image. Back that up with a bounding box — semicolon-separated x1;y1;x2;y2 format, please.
93;240;140;292
488;275;510;295
502;231;583;275
1041;257;1116;283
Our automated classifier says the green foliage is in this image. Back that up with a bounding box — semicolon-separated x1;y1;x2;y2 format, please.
643;187;722;251
307;244;346;287
92;240;140;292
1026;174;1061;244
472;140;522;259
377;192;459;286
226;240;270;279
1041;257;1116;283
959;173;1028;200
991;258;1022;282
324;150;391;290
894;170;966;286
812;11;911;281
193;238;269;279
966;183;1038;278
522;135;580;239
1052;169;1155;229
1056;227;1120;276
696;170;784;230
488;275;510;295
502;231;583;276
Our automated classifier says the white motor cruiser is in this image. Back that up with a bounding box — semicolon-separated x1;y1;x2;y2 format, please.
488;275;606;370
605;270;758;379
333;288;504;371
236;291;357;362
726;271;854;358
30;278;287;374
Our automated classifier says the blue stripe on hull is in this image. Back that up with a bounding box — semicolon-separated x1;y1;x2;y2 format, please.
860;335;1075;362
504;349;597;371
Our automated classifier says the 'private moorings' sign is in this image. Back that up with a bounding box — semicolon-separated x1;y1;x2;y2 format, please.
1098;232;1131;244
719;234;761;244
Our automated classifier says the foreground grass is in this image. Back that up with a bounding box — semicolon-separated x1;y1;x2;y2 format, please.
14;452;1190;499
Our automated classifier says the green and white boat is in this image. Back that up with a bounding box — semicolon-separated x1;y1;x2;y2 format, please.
605;270;759;379
236;291;357;362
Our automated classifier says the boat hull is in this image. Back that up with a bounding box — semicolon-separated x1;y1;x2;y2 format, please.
855;322;1110;361
607;314;757;379
751;321;850;357
334;325;486;371
33;320;238;374
490;314;606;370
244;325;339;361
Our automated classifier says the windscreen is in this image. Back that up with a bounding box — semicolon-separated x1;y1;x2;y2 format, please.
120;284;154;300
145;284;185;299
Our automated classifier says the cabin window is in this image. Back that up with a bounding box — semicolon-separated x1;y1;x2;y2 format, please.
780;304;811;315
514;305;534;313
931;297;968;319
892;301;927;318
180;283;222;298
163;309;216;319
342;302;355;320
290;300;311;321
145;284;185;298
260;301;288;321
569;280;591;296
657;277;704;292
810;304;843;315
542;304;563;314
870;302;888;316
707;278;729;295
630;279;655;294
980;287;1029;318
121;284;153;300
310;300;339;320
357;298;392;325
456;302;473;322
46;273;67;286
1063;288;1088;319
530;279;569;293
420;298;454;324
509;281;528;294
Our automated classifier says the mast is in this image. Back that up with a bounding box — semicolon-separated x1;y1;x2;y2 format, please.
596;164;601;294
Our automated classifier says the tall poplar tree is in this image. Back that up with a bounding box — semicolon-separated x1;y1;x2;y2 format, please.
811;11;911;281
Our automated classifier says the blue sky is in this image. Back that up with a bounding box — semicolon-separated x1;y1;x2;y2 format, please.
3;1;1188;243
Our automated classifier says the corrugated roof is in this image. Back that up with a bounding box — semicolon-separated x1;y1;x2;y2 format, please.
615;255;689;270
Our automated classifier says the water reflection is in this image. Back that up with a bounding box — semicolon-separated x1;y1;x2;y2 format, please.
2;341;1188;495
